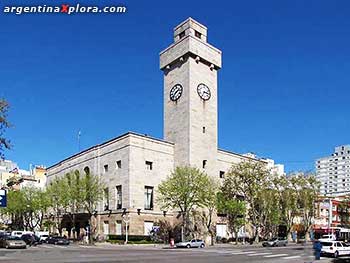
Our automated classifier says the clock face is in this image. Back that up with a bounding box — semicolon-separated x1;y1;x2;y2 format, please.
170;84;183;101
197;83;211;101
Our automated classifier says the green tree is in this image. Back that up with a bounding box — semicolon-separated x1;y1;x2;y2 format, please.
0;99;11;159
47;170;104;242
257;186;281;239
223;160;270;243
217;192;246;244
271;175;300;241
198;177;219;246
3;190;25;229
22;187;52;231
338;198;350;228
298;174;320;241
2;187;51;231
157;166;212;241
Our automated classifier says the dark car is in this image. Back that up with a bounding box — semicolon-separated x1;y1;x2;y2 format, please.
262;237;288;247
21;234;38;246
0;236;26;249
47;236;70;245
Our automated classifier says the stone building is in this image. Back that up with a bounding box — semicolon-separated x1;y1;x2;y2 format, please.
46;18;283;239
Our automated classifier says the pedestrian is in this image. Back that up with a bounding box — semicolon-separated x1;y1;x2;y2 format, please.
313;239;322;260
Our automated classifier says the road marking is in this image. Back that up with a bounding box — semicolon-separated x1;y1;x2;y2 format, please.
247;252;272;256
264;253;289;258
40;245;53;249
282;255;301;259
231;251;257;255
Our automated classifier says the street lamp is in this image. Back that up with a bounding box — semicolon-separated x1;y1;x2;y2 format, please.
122;213;130;244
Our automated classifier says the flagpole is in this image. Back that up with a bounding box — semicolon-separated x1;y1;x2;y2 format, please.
78;130;81;152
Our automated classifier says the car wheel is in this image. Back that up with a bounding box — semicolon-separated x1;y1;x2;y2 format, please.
334;251;339;258
5;244;9;249
200;244;205;248
186;244;191;248
54;242;58;245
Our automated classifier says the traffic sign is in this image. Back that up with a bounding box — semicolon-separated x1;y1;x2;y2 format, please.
0;190;7;208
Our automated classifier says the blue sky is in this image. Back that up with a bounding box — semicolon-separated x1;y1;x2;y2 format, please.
1;0;349;172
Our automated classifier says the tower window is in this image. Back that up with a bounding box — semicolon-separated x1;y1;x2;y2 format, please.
203;127;206;133
202;160;207;169
104;164;109;173
179;31;185;39
146;161;153;170
116;160;122;169
195;31;202;39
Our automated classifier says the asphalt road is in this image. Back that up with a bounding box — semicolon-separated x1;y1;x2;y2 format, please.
0;243;335;263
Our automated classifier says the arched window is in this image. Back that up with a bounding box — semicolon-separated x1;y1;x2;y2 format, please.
84;166;90;175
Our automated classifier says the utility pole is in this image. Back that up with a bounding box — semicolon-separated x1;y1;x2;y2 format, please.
122;214;130;244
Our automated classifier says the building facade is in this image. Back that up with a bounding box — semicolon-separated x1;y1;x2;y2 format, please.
316;145;350;196
46;18;283;239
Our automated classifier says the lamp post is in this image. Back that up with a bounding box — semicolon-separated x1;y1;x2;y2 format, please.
122;214;130;244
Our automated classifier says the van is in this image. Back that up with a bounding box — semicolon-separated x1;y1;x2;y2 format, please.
11;231;34;237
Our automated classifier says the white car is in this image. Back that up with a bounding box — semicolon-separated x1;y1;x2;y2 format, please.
320;241;350;258
319;234;336;242
175;239;205;248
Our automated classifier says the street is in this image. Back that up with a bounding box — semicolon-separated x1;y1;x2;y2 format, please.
0;243;336;263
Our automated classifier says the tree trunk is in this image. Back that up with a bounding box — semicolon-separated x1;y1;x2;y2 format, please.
254;227;259;243
234;231;238;245
305;231;310;241
287;231;292;242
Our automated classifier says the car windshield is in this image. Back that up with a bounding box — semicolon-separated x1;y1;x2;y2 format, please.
6;236;21;240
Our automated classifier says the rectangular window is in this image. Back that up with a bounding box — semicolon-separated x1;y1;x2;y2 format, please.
116;185;122;210
219;171;225;179
116;160;122;169
202;160;207;169
116;221;122;235
203;127;206;133
144;186;154;210
144;221;154;236
104;188;109;210
195;30;202;39
103;221;109;235
146;161;153;170
104;164;109;173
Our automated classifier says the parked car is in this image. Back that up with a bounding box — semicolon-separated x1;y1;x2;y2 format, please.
321;241;350;258
262;237;288;247
21;234;36;246
0;236;26;249
35;231;49;242
175;239;205;248
47;236;70;245
21;234;42;246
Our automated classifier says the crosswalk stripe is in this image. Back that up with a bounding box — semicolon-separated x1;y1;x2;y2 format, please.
247;252;272;256
264;253;289;258
40;245;53;249
231;251;256;255
282;256;301;259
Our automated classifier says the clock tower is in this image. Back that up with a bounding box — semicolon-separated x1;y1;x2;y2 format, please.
160;18;222;177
